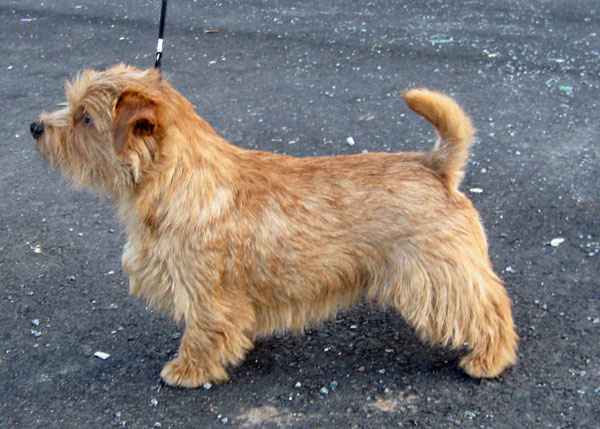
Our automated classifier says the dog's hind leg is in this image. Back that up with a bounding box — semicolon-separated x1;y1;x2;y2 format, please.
371;249;518;378
455;268;519;378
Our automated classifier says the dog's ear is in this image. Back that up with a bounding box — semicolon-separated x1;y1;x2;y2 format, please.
113;90;161;182
113;90;159;154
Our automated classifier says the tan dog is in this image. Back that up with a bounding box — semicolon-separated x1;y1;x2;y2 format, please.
31;64;518;388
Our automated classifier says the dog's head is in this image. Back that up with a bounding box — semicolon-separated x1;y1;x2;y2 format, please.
31;64;174;196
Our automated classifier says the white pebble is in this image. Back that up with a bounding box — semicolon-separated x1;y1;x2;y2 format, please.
469;188;483;194
94;351;110;360
550;237;565;247
346;136;356;146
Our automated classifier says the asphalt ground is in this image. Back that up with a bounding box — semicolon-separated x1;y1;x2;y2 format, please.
1;1;599;428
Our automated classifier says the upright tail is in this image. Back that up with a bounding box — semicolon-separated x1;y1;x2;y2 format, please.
403;89;475;191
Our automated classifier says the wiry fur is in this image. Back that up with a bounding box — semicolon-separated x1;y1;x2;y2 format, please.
33;64;518;387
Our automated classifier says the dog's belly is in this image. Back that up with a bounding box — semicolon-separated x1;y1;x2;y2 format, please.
252;282;365;337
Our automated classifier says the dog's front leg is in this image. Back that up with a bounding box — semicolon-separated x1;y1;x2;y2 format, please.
160;295;256;388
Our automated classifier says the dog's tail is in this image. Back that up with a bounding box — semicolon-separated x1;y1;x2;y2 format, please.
403;88;475;191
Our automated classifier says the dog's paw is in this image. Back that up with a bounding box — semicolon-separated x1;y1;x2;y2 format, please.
460;355;490;378
160;358;211;388
459;354;506;379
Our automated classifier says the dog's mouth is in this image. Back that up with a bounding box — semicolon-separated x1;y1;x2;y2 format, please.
33;128;53;159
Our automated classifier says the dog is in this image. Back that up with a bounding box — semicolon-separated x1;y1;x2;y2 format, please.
31;64;518;387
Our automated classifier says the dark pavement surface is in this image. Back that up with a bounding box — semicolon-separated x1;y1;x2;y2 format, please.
1;1;599;427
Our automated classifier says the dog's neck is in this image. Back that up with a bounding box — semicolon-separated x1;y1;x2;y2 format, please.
116;113;243;237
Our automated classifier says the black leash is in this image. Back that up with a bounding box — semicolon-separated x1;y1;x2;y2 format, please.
154;0;168;69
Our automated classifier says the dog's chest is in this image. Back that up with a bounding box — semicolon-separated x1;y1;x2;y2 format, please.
121;236;179;314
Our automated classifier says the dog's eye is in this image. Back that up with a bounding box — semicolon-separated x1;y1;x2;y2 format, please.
82;112;93;126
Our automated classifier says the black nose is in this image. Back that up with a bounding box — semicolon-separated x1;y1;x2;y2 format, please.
30;121;45;139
